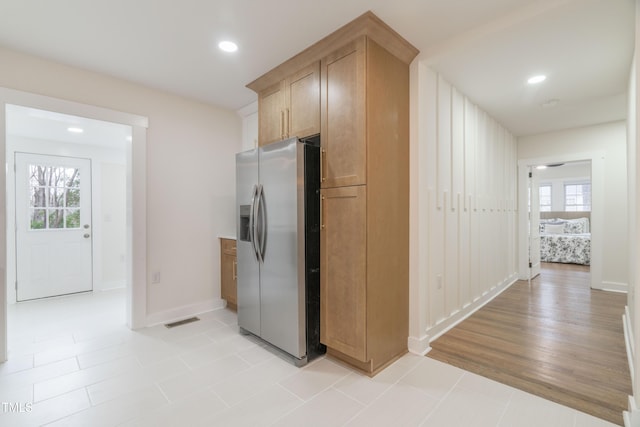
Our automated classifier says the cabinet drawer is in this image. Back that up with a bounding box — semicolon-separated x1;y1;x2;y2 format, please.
221;238;236;255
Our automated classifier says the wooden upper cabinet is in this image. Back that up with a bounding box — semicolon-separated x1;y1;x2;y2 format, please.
258;81;285;147
287;63;320;141
320;38;366;188
258;62;320;146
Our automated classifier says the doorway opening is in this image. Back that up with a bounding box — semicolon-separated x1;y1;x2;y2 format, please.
518;152;604;291
536;160;592;283
0;88;149;362
6;106;129;358
8;106;130;304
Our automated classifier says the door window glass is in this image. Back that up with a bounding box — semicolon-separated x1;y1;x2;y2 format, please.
28;165;81;230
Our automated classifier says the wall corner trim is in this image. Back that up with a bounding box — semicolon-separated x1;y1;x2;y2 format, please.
624;395;640;427
408;335;432;356
236;100;258;118
624;308;635;382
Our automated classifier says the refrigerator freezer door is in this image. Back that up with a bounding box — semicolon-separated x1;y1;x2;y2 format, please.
259;138;306;359
236;148;261;337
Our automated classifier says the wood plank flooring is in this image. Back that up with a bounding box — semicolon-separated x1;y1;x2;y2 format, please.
428;262;631;426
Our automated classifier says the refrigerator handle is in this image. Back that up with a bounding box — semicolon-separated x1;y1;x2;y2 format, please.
257;185;267;261
249;185;260;261
253;184;265;264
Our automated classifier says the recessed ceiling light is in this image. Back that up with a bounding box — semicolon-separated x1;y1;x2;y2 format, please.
536;165;547;170
67;127;83;133
218;41;238;53
527;75;546;85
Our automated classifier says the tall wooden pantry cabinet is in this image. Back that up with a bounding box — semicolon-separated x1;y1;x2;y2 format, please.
246;11;418;375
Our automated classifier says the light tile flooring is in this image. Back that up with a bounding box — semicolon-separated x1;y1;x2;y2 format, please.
0;290;617;426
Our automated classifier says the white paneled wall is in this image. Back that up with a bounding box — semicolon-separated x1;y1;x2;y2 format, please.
409;65;518;353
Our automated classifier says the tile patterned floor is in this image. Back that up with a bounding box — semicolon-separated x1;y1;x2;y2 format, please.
0;290;618;426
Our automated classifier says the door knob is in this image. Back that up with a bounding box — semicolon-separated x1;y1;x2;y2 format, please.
84;224;90;229
84;233;90;238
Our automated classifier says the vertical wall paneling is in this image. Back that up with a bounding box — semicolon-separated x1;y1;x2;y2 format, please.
629;48;640;415
438;76;457;317
452;88;465;310
465;100;479;302
411;65;518;345
460;98;472;308
408;60;431;352
424;68;444;326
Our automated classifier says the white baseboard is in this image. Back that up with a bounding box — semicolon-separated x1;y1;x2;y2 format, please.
96;279;126;292
408;334;431;356
624;396;640;427
145;298;225;327
600;281;628;293
410;273;518;349
623;309;639;427
624;307;635;374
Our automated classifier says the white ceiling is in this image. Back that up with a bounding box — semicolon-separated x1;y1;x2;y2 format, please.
6;105;131;150
0;0;634;136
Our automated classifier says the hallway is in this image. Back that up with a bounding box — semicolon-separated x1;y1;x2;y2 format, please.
428;263;630;425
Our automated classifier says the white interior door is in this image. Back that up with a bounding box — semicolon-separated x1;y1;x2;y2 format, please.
15;153;93;301
529;167;541;279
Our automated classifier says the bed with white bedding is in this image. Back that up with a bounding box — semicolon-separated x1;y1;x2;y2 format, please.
539;214;591;265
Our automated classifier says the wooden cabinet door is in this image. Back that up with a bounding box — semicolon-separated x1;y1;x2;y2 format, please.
258;81;285;146
321;37;366;188
320;185;367;361
220;239;237;310
286;62;320;140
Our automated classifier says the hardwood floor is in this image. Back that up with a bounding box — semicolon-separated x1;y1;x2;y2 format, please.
428;262;631;426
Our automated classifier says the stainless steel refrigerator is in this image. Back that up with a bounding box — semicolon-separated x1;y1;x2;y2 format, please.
235;136;324;366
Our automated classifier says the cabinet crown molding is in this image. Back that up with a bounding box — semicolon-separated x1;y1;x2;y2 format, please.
246;11;419;93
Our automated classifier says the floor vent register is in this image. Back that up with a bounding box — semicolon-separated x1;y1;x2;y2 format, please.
164;316;200;328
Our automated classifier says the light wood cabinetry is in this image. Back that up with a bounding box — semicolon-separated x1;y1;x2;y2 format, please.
320;186;367;360
319;35;413;375
257;62;320;146
220;238;237;310
320;39;366;188
258;82;285;146
247;11;418;375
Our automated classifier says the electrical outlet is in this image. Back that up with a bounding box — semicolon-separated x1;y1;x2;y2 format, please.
436;274;443;290
152;271;161;284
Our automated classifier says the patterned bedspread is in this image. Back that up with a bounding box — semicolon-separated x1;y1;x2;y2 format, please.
540;233;591;265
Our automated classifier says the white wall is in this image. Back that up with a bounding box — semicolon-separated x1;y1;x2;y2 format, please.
6;135;127;301
0;46;242;324
101;162;126;289
518;122;628;290
409;62;518;353
237;101;258;152
625;3;640;421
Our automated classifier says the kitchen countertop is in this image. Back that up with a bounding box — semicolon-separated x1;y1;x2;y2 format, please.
219;236;236;240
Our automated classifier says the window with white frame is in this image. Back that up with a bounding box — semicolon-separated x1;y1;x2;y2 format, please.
539;184;552;212
564;183;591;211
